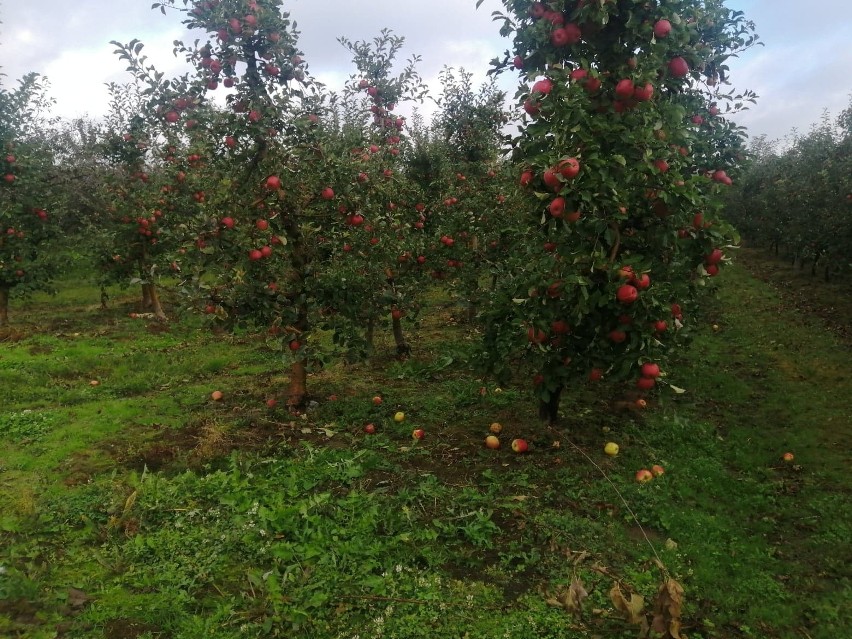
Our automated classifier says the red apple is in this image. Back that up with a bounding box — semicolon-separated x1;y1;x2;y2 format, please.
531;78;553;96
608;329;627;344
615;78;635;99
653;19;672;38
633;273;651;289
635;469;654;483
524;100;540;116
705;248;724;265
641;362;661;378
265;175;281;190
511;438;529;453
549;197;566;218
364;423;376;434
542;168;561;191
668;57;690;78
633;83;654;102
636;377;656;391
551;23;581;46
321;187;334;200
616;284;639;304
651;464;665;477
412;429;425;440
558;157;581;179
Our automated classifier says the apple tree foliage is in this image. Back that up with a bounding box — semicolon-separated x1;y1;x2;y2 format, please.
118;1;434;405
0;73;58;326
725;100;852;280
424;67;519;322
93;82;191;318
476;0;760;421
311;30;430;359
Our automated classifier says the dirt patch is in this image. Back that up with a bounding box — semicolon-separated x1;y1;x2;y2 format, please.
101;618;162;639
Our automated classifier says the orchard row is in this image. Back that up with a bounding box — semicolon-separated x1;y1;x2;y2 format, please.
1;0;759;422
725;104;852;280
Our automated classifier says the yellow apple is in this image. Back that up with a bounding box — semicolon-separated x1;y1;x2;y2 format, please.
394;411;405;423
604;442;619;456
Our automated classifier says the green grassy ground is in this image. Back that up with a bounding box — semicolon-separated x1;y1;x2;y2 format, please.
1;253;849;639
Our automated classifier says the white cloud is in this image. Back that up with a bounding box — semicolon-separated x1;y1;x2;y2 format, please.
42;28;190;119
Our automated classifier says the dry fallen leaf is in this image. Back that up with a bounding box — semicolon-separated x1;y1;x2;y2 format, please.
651;578;685;638
547;577;589;617
609;582;646;625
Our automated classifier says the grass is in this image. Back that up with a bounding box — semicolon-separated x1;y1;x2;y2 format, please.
0;251;850;638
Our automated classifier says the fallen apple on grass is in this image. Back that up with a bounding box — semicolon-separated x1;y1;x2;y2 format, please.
651;464;665;477
604;442;619;456
782;452;794;462
635;469;654;483
485;435;500;449
412;429;425;440
265;398;277;408
372;396;383;406
489;422;503;434
210;390;223;401
511;438;528;453
394;411;405;423
364;423;376;434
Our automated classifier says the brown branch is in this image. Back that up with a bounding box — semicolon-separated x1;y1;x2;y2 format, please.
608;222;621;264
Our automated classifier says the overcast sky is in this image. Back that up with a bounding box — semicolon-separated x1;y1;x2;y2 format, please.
1;0;850;144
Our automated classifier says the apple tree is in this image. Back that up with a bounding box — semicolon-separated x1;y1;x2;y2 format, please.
311;30;430;359
0;73;58;327
477;0;759;421
425;67;515;322
120;1;432;406
726;100;852;280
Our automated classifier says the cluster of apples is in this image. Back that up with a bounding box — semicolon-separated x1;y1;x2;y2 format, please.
484;422;528;453
604;441;664;482
636;465;665;483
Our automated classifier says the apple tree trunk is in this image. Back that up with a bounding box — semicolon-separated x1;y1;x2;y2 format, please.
287;358;308;409
538;384;564;425
365;316;375;354
0;286;9;327
141;283;152;309
392;313;410;358
147;282;167;321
